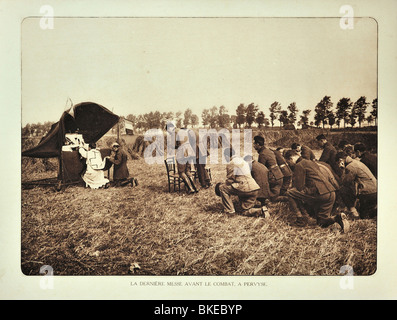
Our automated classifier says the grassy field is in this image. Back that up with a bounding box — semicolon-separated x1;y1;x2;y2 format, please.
21;146;377;276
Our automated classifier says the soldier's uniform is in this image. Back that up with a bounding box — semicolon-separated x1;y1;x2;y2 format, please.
249;160;271;205
286;158;338;227
257;146;283;200
272;148;292;195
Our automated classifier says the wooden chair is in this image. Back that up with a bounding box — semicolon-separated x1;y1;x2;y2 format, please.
164;157;185;192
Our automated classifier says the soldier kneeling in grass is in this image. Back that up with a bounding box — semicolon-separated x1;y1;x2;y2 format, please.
284;150;349;232
108;142;138;187
215;147;265;217
243;155;271;217
335;151;377;220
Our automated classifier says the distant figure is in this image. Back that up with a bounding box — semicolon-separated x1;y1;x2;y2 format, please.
283;149;298;172
337;140;356;159
354;142;377;178
165;120;177;158
166;122;203;193
191;129;211;189
337;140;350;152
108;142;137;187
175;128;199;194
79;142;110;189
343;144;356;159
291;142;316;161
276;147;285;155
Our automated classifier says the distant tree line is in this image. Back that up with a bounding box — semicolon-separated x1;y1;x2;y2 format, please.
22;95;378;136
313;96;377;128
22;121;54;137
125;96;377;131
227;96;377;129
125;109;200;132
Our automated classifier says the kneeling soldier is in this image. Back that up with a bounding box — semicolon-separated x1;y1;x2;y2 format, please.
285;150;349;232
216;148;264;217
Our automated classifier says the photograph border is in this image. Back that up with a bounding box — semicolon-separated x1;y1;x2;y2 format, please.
1;0;396;300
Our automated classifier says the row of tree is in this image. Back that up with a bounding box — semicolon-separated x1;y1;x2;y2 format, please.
22;95;378;136
125;110;200;132
126;95;377;131
22;121;53;137
313;96;377;128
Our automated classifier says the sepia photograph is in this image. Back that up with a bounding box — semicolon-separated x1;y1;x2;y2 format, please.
1;0;397;301
20;16;378;277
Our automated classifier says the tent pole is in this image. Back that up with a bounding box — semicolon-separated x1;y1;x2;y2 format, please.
58;155;62;180
117;120;120;142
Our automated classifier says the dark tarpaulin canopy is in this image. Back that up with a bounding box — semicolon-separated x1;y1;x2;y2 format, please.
22;102;120;158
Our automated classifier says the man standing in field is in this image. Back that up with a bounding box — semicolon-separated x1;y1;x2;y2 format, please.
285;150;349;232
166;123;201;193
191;129;212;189
217;148;264;217
175;128;199;194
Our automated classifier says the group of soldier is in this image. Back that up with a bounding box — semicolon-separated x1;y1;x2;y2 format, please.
163;121;377;233
215;133;377;233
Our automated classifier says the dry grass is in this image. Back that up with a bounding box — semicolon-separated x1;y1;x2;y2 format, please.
21;151;377;276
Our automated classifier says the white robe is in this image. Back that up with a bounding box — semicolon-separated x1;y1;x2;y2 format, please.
79;148;109;189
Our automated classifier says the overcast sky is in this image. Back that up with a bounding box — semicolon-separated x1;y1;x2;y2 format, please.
21;17;377;126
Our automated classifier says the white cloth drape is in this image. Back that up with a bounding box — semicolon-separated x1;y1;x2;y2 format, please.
79;148;109;189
